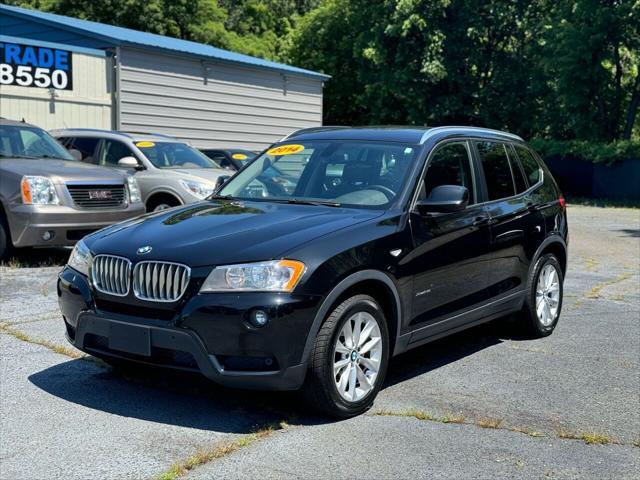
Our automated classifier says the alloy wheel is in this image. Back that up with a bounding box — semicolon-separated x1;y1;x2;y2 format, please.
333;311;382;402
536;264;561;326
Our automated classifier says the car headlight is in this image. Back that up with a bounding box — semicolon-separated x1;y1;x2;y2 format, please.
180;180;215;199
200;260;306;292
67;240;92;276
127;176;141;203
21;176;60;205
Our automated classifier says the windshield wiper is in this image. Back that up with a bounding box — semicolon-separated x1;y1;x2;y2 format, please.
276;198;341;207
208;194;235;201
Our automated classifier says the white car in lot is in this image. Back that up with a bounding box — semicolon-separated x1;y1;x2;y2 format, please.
53;129;230;212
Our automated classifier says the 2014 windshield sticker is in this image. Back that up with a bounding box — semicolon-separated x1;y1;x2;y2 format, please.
135;141;156;148
232;153;248;160
0;42;73;90
266;144;305;156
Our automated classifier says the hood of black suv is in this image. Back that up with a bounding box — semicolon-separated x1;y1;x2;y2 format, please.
85;200;383;267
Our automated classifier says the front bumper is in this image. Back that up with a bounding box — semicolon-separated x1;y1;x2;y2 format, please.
57;266;321;390
7;203;146;248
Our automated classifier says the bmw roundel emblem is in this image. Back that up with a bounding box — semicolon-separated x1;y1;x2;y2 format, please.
137;245;152;255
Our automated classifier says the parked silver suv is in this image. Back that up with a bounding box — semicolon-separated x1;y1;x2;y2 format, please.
0;119;145;258
53;129;229;212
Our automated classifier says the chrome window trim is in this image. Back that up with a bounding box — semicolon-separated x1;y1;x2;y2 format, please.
91;254;132;297
132;260;191;303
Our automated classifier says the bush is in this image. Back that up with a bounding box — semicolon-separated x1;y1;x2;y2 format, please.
529;139;640;165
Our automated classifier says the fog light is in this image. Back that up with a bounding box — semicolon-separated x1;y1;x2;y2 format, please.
249;309;269;327
42;230;55;241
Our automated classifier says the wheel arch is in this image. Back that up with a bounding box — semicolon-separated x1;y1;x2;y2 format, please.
301;270;403;366
533;235;567;276
145;190;183;211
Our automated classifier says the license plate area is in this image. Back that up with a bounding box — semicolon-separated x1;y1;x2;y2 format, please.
108;323;151;356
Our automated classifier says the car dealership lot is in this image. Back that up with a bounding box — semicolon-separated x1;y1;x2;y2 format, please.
1;204;638;479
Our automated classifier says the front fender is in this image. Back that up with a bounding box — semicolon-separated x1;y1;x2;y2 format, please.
300;269;403;365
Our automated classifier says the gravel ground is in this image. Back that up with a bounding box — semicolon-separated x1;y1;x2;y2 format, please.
0;204;638;479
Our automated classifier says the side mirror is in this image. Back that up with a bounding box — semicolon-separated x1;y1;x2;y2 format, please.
118;156;144;170
416;185;469;214
215;175;231;191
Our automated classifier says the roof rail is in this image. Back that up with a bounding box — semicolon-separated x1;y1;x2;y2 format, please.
419;126;523;143
280;126;350;142
123;131;175;139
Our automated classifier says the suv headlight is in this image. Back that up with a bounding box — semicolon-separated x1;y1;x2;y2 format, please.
180;180;215;199
67;240;92;276
200;260;306;292
127;176;141;203
21;176;60;205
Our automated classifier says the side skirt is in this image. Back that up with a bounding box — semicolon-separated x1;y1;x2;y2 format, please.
394;289;525;355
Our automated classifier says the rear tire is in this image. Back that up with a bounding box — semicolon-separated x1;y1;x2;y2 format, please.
520;253;564;337
302;294;389;418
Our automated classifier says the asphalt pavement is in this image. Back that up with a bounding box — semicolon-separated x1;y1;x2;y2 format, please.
1;204;638;479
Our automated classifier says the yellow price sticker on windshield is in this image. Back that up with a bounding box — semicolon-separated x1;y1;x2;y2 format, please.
231;153;248;160
266;144;304;156
135;141;155;148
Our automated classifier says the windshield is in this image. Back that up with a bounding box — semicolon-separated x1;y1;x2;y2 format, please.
0;124;73;160
136;141;222;169
219;141;419;208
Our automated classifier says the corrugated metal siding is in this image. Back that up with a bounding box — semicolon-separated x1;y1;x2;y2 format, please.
0;51;113;130
119;48;323;150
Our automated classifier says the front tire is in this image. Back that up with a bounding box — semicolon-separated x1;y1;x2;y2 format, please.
303;294;389;418
520;253;564;337
0;215;12;261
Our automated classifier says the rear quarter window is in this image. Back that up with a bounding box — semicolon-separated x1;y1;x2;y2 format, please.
515;146;542;186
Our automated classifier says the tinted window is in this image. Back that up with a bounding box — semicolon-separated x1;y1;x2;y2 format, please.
476;141;515;200
422;142;474;203
508;146;528;193
67;137;99;163
100;139;135;167
515;146;542;185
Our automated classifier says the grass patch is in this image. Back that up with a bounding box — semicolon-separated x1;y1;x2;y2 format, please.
580;432;612;445
156;425;279;480
0;322;83;359
555;428;579;440
585;272;632;299
566;196;640;209
373;409;435;421
585;258;598;271
511;426;544;438
476;417;502;429
441;412;466;424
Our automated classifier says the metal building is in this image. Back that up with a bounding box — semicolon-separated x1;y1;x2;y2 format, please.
0;4;328;150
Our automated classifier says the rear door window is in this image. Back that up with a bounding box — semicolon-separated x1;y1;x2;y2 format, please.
514;146;542;186
67;137;100;164
475;141;515;201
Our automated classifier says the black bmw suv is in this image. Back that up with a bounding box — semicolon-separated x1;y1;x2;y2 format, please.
58;126;568;417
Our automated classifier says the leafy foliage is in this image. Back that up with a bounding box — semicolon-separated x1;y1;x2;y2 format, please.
6;0;640;142
530;139;640;164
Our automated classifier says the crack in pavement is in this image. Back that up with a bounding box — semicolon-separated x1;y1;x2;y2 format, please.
370;409;640;448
